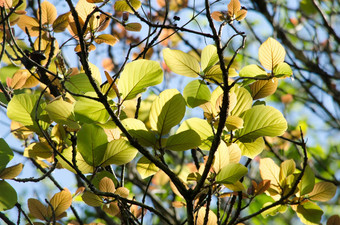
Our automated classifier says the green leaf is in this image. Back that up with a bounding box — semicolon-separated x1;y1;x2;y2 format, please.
177;118;214;151
0;180;17;211
114;0;141;13
183;80;211;108
64;73;97;95
308;182;337;202
225;115;244;131
149;89;186;136
216;163;248;184
229;85;252;116
121;118;156;147
82;191;102;207
165;130;201;151
279;159;296;183
0;139;13;172
74;92;110;124
261;203;287;217
273;62;293;78
294;201;323;225
201;45;219;72
118;59;163;101
299;165;315;196
77;124;108;167
239;64;267;77
236;137;265;158
136;156;159;179
163;48;200;77
101;139;138;166
7;94;39;126
45;99;80;130
238;105;287;142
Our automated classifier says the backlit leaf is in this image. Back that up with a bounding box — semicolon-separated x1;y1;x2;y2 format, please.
76;0;99;29
101;139;138;166
82;191;102;207
99;177;115;193
226;115;244;131
149;89;186;136
228;0;241;17
216;163;248;184
17;15;39;36
250;78;278;100
236;137;265;158
273;62;293;78
7;94;39;126
308;182;337;202
95;34;118;46
229;85;252;116
64;73;97;95
45;99;80;130
57;146;94;174
239;64;266;78
238;105;287;142
183;80;211;108
228;143;242;163
165;130;201;151
118;60;163;101
211;11;226;22
48;189;72;220
201;45;219;72
0;163;23;179
213;141;229;173
121;118;156;147
136;156;159;179
279;159;296;183
0;180;17;211
327;215;340;225
77;124;108;167
114;0;141;13
0;139;13;172
194;207;218;225
258;37;286;70
294;201;323;225
38;1;57;25
28;198;48;220
125;22;142;31
53;12;71;32
259;158;280;193
299;165;315;196
235;8;247;21
163;48;200;77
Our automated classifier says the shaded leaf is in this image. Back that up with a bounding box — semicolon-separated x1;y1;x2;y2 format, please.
299;165;315;196
53;12;71;32
48;188;72;220
327;215;340;225
0;163;23;179
95;34;118;46
294;201;323;225
121;118;156;147
27;198;48;220
114;0;141;13
125;22;142;31
279;159;296;183
99;177;115;193
0;180;17;211
0;139;13;172
82;191;102;207
249;78;278;100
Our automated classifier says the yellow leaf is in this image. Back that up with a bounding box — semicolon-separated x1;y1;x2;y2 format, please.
249;78;278;100
22;74;40;89
235;8;247;21
94;34;118;46
75;0;99;30
125;22;142;32
228;0;241;17
24;142;53;159
226;115;244;131
228;143;241;163
0;0;12;9
16;15;40;36
259;158;280;194
211;11;226;22
38;1;57;25
194;206;218;225
86;0;104;2
213;141;229;173
0;163;23;179
258;37;286;70
28;198;48;220
8;69;30;90
99;177;115;193
114;0;141;14
115;187;129;198
53;12;71;33
47;188;72;220
309;182;337;202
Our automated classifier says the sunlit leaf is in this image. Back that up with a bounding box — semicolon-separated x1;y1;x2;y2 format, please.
125;22;142;32
75;0;99;29
250;78;278;100
238;105;287;142
308;182;337;202
136;156;159;179
82;191;102;207
229;85;252;116
86;0;104;2
201;45;219;72
103;202;120;216
293;201;323;225
216;163;248;184
235;8;247;21
47;189;72;220
149;89;186;136
114;0;141;13
228;0;241;17
27;198;48;220
101;139;138;166
165;130;201;151
226;115;244;131
7;94;40;126
259;158;280;193
0;180;17;211
279;159;296;183
299;165;315;196
53;12;71;32
0;139;13;172
77;124;108;167
45;98;80;130
213;141;229;173
239;64;267;78
0;163;23;179
0;0;12;9
273;62;293;78
228;143;242;163
236;137;265;158
121;118;156;147
16;15;39;36
118;60;163;101
258;37;286;70
57;146;94;174
95;34;118;46
38;1;57;25
211;11;226;22
64;73;97;95
163;48;200;77
183;79;211;108
194;206;218;225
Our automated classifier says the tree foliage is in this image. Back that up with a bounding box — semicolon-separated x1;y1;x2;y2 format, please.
0;0;339;224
